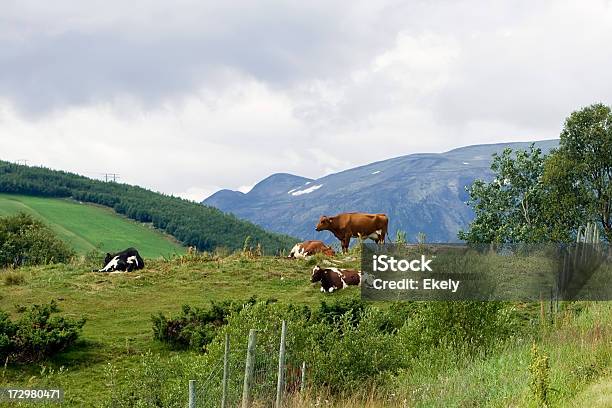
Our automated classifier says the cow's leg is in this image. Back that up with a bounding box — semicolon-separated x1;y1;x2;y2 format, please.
380;227;387;244
342;237;350;253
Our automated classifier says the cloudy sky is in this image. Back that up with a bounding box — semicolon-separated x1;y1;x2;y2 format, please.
1;0;612;201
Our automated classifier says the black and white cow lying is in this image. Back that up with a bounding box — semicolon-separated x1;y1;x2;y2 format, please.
311;265;361;293
98;247;145;273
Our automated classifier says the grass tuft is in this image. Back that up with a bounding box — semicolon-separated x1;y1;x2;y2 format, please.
3;271;25;286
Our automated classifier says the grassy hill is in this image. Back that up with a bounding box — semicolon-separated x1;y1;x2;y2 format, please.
0;253;609;407
0;160;297;253
0;194;183;258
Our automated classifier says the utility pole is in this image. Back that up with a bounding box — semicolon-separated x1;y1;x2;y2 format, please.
102;173;120;182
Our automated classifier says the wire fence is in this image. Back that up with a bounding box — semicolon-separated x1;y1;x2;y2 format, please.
190;322;307;408
193;357;244;407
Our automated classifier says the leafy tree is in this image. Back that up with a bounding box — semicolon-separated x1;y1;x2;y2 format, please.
544;103;612;241
460;104;612;243
458;144;558;243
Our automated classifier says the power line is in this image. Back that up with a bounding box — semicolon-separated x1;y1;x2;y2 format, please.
102;173;120;182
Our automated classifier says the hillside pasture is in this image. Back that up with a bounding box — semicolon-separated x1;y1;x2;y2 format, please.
0;194;184;258
0;252;610;407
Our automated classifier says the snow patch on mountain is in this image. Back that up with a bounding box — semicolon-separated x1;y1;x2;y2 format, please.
290;184;323;196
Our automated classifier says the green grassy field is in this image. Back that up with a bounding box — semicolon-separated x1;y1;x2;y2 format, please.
0;254;350;406
0;252;610;407
0;194;184;258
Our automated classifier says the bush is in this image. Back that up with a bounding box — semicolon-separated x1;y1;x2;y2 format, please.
141;298;527;399
151;297;259;351
0;301;86;363
398;301;523;353
105;352;188;408
314;297;366;326
0;213;74;268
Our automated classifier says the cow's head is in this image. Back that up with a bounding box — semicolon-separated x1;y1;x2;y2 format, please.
316;216;333;231
103;252;113;266
322;246;336;257
311;266;324;283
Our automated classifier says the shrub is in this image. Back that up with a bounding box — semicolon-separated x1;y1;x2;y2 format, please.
314;297;367;326
196;300;409;394
151;297;259;351
397;301;523;354
0;301;86;363
105;352;188;408
144;298;526;397
0;213;74;268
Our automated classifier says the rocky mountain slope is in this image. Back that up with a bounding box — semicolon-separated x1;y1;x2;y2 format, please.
204;140;558;243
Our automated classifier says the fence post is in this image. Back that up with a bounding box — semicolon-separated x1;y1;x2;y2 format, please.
221;333;230;408
242;329;257;408
300;361;306;393
189;379;196;408
275;320;287;408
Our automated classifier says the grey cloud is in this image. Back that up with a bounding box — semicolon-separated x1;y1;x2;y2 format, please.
0;1;399;114
2;0;612;201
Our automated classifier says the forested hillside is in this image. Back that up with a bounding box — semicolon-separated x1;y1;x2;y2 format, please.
0;161;296;253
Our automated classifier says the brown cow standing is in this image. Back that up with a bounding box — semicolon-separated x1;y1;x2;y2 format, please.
315;213;388;253
288;240;335;259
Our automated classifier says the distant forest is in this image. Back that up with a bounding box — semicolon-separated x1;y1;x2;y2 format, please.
0;161;297;253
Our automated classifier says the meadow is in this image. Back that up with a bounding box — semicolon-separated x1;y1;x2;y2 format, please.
0;194;183;258
0;249;610;407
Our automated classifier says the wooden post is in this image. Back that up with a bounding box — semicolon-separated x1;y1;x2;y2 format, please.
188;379;196;408
539;292;545;325
549;288;554;324
275;321;287;408
300;361;306;393
221;333;230;408
242;329;257;408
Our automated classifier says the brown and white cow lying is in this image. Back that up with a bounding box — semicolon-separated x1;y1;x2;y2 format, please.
311;265;361;293
316;212;389;253
289;240;335;259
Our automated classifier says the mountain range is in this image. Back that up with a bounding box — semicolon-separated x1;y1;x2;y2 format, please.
203;140;559;244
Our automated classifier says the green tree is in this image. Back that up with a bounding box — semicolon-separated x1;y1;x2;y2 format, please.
458;144;556;243
544;103;612;241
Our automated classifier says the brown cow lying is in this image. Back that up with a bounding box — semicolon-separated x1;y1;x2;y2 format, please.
289;240;335;259
311;265;361;293
316;212;388;253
